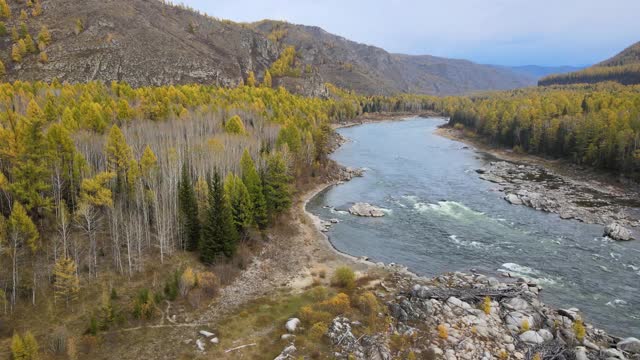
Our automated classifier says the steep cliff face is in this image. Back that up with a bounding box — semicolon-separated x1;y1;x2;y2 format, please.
6;0;279;86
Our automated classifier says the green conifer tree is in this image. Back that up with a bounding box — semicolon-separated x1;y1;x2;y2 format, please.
200;170;238;263
177;163;200;252
264;152;292;217
224;173;253;235
240;149;268;229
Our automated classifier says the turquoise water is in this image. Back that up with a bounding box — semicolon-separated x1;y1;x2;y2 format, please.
307;117;640;337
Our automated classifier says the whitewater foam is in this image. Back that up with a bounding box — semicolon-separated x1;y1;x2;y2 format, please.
498;263;558;285
606;299;628;307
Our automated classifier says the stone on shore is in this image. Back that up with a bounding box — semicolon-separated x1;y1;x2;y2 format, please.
349;202;385;217
617;337;640;354
504;193;523;205
604;223;633;241
285;318;301;333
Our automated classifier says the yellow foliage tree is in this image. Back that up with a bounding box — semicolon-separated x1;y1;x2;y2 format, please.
11;43;22;62
37;25;50;45
39;51;48;64
224;115;246;135
0;0;10;19
263;70;272;88
53;257;79;306
31;0;42;17
246;71;256;87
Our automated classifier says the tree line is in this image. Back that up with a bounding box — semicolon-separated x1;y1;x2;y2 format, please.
538;65;640;87
443;83;640;176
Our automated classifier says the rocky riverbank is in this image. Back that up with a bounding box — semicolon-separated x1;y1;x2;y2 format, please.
438;126;640;240
272;270;639;360
477;160;638;240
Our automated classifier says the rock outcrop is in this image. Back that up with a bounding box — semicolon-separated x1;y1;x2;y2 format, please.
319;271;633;360
604;223;634;241
478;161;640;228
349;203;386;217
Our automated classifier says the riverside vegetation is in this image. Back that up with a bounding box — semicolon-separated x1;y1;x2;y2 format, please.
0;77;438;358
2;77;640;358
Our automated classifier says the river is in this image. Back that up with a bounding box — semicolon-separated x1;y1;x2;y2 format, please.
306;117;640;337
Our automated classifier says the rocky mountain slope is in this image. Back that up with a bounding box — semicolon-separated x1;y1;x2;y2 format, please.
5;0;279;87
539;41;640;86
4;0;535;95
252;21;536;95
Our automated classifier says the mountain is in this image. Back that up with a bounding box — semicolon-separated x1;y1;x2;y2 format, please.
505;65;584;80
539;41;640;86
5;0;279;87
252;21;535;95
5;0;533;95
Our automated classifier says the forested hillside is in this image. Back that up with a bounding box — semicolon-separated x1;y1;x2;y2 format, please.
444;83;640;176
539;42;640;86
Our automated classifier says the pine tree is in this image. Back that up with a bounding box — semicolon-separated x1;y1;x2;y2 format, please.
53;257;79;306
105;125;132;194
24;34;35;53
37;26;50;46
240;149;268;229
38;51;47;64
194;176;209;223
264;152;292;217
139;145;158;178
11;43;22;62
224;173;253;235
31;0;41;17
224;115;246;135
200;170;238;263
263;70;272;88
178;163;200;251
0;59;4;76
10;100;52;212
22;331;39;359
11;333;26;360
246;71;256;87
0;0;11;19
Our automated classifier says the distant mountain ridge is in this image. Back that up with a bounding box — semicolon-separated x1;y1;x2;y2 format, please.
1;0;559;95
505;65;585;80
252;20;537;95
539;41;640;86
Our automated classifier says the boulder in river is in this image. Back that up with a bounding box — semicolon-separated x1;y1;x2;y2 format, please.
349;203;385;217
504;193;523;205
604;223;633;241
617;337;640;354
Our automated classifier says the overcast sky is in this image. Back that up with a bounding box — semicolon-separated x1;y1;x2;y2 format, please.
182;0;640;67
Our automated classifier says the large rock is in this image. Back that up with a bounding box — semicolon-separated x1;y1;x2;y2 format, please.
349;203;385;217
519;330;544;344
285;318;301;333
604;223;634;241
274;345;297;360
504;194;523;205
505;311;535;331
617;337;640;354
